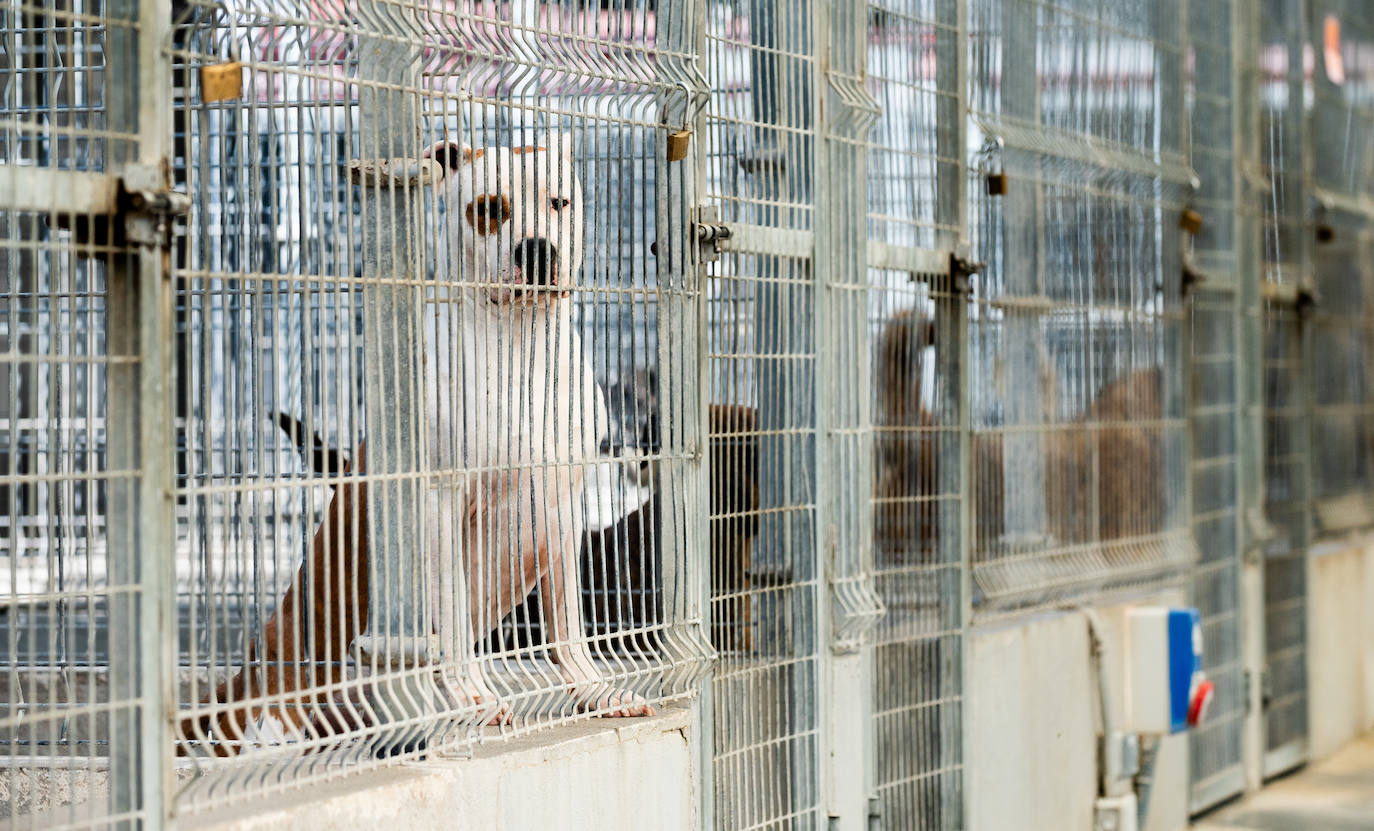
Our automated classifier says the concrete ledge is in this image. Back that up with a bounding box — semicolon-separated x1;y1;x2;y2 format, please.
181;707;695;831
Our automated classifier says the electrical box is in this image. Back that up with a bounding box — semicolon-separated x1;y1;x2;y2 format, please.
1123;607;1213;735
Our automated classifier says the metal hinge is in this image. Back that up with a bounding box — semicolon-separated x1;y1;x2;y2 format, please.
867;795;883;831
949;249;983;294
120;162;190;248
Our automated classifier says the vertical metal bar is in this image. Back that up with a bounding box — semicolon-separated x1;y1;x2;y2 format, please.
353;0;435;743
944;2;972;827
1235;0;1267;794
998;0;1048;547
104;0;174;824
684;0;715;824
654;0;713;700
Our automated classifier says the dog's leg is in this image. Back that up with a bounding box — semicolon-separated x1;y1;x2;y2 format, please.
538;475;654;718
431;479;511;726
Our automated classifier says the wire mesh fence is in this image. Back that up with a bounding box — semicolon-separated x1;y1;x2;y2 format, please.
703;0;824;824
864;0;965;827
2;0;1370;827
165;0;715;810
1185;0;1247;813
1308;0;1374;534
965;0;1193;616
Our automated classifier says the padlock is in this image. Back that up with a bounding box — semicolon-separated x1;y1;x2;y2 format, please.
663;81;702;163
977;135;1007;197
1178;208;1204;235
666;129;692;162
200;61;243;104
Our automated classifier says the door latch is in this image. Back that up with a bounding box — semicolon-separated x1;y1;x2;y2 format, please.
121;163;191;248
949;250;984;294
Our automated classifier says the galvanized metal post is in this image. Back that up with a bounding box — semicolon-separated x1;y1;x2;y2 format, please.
815;0;883;818
1234;0;1268;794
998;0;1049;548
654;0;714;695
353;0;437;748
681;0;716;822
105;0;175;824
941;1;972;828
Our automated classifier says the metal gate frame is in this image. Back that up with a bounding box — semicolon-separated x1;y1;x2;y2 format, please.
0;0;179;824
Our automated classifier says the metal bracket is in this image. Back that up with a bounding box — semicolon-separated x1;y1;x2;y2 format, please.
692;206;732;263
949;249;983;294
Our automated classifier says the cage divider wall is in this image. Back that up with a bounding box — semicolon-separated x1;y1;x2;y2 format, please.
1255;0;1316;781
1185;0;1250;812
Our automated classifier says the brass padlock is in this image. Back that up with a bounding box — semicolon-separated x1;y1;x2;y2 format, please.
200;61;243;104
666;129;692;162
1178;208;1204;235
985;171;1007;196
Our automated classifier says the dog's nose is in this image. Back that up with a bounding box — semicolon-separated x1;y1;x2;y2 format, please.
514;238;558;286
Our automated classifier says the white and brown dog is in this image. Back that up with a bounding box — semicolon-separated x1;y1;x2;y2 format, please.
426;133;651;721
178;135;650;756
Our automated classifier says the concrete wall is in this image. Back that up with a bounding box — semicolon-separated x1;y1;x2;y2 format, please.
967;590;1192;831
181;708;696;831
1308;538;1374;761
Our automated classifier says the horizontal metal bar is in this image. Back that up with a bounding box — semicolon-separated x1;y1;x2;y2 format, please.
718;222;814;259
973;113;1198;186
1313;185;1374;223
866;241;951;275
0;166;120;214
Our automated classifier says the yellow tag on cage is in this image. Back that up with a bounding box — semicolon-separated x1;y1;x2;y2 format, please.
200;62;243;103
666;129;692;162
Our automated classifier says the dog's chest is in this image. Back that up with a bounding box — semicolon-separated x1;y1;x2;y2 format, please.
425;299;602;469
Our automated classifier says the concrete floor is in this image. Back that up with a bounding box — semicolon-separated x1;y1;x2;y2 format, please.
1192;734;1374;831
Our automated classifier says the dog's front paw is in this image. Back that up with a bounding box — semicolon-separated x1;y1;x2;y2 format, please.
440;672;513;726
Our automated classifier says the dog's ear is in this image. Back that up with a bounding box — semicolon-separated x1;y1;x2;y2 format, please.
548;130;575;164
425;141;475;175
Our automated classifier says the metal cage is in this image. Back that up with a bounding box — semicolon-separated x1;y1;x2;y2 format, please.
3;0;1370;827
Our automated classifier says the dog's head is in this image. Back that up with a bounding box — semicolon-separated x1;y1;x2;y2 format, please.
429;133;583;305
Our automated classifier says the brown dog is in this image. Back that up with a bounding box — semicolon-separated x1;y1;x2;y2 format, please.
178;436;370;754
873;308;1005;560
872;308;1162;559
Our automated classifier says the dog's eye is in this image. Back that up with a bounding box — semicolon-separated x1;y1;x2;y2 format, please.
550;197;570;211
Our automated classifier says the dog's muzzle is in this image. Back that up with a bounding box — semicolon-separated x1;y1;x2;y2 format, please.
514;237;558;288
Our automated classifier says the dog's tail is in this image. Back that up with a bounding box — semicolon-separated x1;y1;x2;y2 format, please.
275;412;346;476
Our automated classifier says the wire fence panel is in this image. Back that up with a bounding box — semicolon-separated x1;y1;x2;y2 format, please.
0;0;173;826
965;0;1193;616
1308;0;1374;535
703;0;824;824
864;0;965;827
1185;0;1247;813
167;0;710;811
